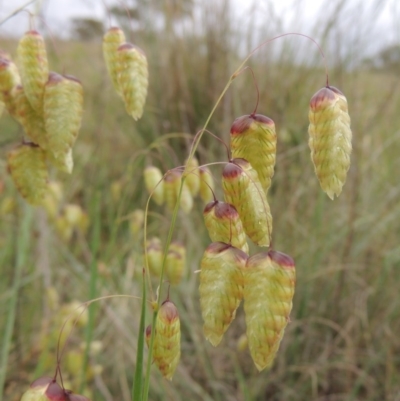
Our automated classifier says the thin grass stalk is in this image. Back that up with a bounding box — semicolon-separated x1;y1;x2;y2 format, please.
0;203;33;401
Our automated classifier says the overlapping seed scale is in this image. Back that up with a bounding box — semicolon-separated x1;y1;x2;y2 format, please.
308;86;352;199
102;27;126;96
165;241;185;285
200;242;248;346
222;158;272;247
17;30;49;114
184;156;200;196
230;114;277;193
145;237;163;277
152;301;181;380
44;73;83;160
243;250;295;371
14;85;47;149
199;166;214;203
7;143;48;205
117;43;148;120
45;148;73;174
0;57;21;117
144;166;164;205
203;200;249;253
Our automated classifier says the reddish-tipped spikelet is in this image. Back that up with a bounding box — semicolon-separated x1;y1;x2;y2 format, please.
243;250;295;371
144;166;164;205
222;158;272;247
145;324;152;348
117;43;148;120
0;57;21;116
17;30;49;114
152;300;181;380
165;241;185;285
102;27;126;95
230;114;277;193
203;200;248;253
21;377;67;401
199;166;214;203
44;73;83;160
145;237;163;277
199;242;248;346
308;86;352;199
45;148;73;174
184;156;200;196
8;143;48;205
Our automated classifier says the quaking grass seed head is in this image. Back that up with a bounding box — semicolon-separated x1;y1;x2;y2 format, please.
143;166;164;206
184;156;200;196
145;237;163;277
199;166;215;203
166;241;186;285
0;57;21;116
21;377;67;401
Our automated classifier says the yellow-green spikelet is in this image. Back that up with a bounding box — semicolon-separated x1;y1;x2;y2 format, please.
230;114;277;193
143;166;164;206
20;376;53;401
184;156;200;196
43;72;83;160
199;166;214;203
45;148;73;174
117;43;148;120
203;200;248;253
308;86;352;199
145;237;163;277
222;158;272;247
17;30;49;114
199;242;248;346
103;27;126;96
152;300;181;380
243;250;295;371
164;170;193;213
165;241;185;285
7;143;48;205
0;57;21;117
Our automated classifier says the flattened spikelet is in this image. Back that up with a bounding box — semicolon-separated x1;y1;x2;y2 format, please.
145;237;163;277
165;241;185;285
243;250;295;371
17;30;49;113
308;86;352;199
0;57;21;116
199;166;214;203
20;376;52;401
164;170;180;212
230;114;277;193
184;156;200;196
117;43;148;120
103;27;126;95
222;158;272;247
44;73;83;160
144;166;164;205
203;200;248;253
7;143;48;205
200;242;248;346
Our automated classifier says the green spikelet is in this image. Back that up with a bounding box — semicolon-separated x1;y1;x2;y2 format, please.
199;166;214;203
102;27;126;95
203;200;248;253
243;250;295;371
145;237;163;277
0;98;4;118
308;86;352;199
177;174;193;214
164;170;193;213
0;57;21;117
199;242;248;346
117;43;148;120
144;166;164;205
152;300;181;380
222;158;272;247
165;241;185;285
45;148;73;174
230;114;277;193
44;73;83;160
8;143;48;205
17;30;49;114
184;156;200;196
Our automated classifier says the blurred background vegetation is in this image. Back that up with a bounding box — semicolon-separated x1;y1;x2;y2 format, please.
1;0;400;400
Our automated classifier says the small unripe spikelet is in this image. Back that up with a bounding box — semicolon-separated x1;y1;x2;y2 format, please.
200;242;248;346
20;377;67;401
44;73;83;160
243;250;295;371
8;143;48;205
199;166;214;203
45;148;73;174
0;57;21;116
117;43;148;120
165;241;186;285
230;114;277;193
152;300;181;380
203;200;248;253
144;166;164;205
102;27;126;95
17;30;49;114
164;170;193;213
308;86;352;199
145;237;163;277
184;156;200;196
222;158;272;247
129;208;145;236
176;175;193;214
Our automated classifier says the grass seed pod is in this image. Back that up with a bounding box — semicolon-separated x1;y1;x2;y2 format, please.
199;166;214;203
222;158;272;247
144;166;164;205
129;209;145;236
165;241;185;285
199;242;248;346
102;27;126;95
176;174;193;214
44;73;83;160
184;156;200;196
203;200;248;253
164;170;180;212
145;237;163;277
45;148;73;174
308;86;352;199
152;300;181;380
0;57;21;116
20;377;52;401
17;30;49;114
243;250;295;371
7;143;48;205
230;114;277;193
117;43;148;120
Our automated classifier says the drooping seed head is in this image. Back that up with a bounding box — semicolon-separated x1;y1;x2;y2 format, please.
164;170;193;213
199;166;214;203
165;241;186;285
20;377;52;401
145;237;163;277
308;86;352;199
143;166;164;206
0;57;21;116
129;209;145;236
230;114;277;193
184;156;200;196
